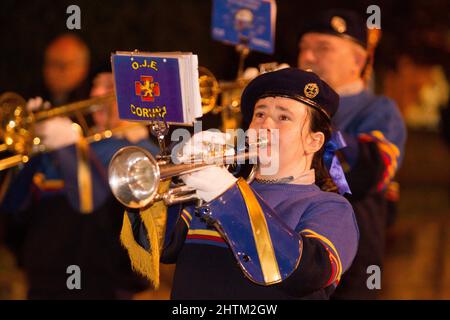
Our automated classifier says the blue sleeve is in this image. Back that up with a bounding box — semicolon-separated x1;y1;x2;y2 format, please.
355;97;406;164
201;179;302;286
295;196;359;278
200;179;358;295
161;205;190;263
342;97;407;193
126;208;151;250
198;179;358;295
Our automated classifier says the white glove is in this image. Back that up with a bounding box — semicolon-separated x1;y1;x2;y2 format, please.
182;166;237;202
242;67;259;80
35;117;81;150
26;96;51;112
179;131;237;202
274;63;290;71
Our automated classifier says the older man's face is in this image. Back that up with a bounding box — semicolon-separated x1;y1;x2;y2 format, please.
44;37;89;96
297;33;364;90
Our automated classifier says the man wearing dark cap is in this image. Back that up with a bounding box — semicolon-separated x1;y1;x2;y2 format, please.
298;9;407;299
121;68;359;299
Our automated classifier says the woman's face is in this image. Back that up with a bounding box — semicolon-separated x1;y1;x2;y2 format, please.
249;96;315;177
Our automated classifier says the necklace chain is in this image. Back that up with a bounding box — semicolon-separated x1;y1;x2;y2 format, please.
254;176;294;184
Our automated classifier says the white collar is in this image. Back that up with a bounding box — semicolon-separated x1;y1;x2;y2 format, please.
336;80;365;96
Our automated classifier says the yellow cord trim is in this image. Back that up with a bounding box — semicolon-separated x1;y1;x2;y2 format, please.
119;179;171;289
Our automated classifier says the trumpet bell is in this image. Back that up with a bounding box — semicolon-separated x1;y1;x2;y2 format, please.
108;138;265;209
108;146;160;208
199;66;220;115
0;92;34;156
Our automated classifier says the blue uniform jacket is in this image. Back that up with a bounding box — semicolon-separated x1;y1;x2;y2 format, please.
127;179;359;299
1;137;159;214
330;89;407;299
333;90;406;196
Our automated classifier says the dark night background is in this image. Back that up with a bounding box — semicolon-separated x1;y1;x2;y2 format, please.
0;0;448;98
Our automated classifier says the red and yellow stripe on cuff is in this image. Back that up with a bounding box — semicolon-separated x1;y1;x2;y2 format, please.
187;228;225;243
301;229;343;286
358;130;400;191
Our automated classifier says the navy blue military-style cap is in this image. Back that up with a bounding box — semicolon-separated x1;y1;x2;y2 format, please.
298;9;368;48
241;68;339;128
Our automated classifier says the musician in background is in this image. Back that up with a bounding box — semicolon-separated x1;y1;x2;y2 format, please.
90;72;150;143
27;34;93;131
297;9;407;299
0;73;158;299
42;33;91;106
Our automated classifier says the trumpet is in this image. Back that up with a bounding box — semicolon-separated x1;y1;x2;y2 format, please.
0;92;116;171
108;140;264;209
201;62;287;130
0;66;222;171
199;66;250;126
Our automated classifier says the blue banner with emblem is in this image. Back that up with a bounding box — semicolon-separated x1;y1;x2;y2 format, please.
211;0;276;54
112;53;184;123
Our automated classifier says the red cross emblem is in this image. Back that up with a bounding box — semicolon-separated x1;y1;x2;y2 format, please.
135;76;160;102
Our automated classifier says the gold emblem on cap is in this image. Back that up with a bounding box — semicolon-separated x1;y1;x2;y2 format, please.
331;16;346;33
304;83;319;99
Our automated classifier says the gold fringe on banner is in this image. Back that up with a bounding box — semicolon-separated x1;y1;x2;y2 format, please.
120;179;171;289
